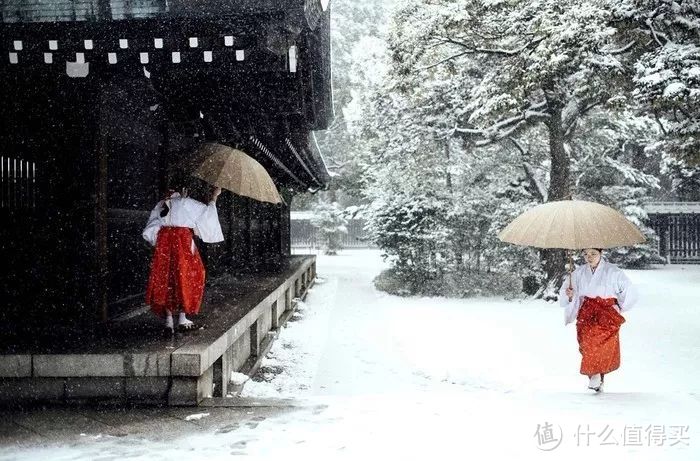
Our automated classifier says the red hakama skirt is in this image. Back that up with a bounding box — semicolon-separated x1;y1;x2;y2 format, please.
146;227;206;317
576;296;626;376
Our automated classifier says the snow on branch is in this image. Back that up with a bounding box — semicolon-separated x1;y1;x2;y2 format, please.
562;98;605;137
653;111;669;135
602;40;637;55
424;35;546;68
509;137;547;202
420;50;474;70
645;18;669;46
454;101;549;145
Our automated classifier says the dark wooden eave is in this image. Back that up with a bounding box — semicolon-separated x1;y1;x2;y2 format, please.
0;1;334;189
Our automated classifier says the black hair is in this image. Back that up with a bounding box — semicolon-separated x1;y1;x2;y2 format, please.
160;202;170;218
166;170;211;204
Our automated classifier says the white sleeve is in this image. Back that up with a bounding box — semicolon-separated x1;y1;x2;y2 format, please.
615;270;638;312
559;272;573;308
194;200;224;243
559;269;579;325
142;201;164;246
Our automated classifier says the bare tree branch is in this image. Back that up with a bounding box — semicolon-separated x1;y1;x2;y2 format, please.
431;35;545;57
645;18;668;46
454;101;550;145
420;50;473;70
509;137;547;202
580;100;604;117
602;40;637;55
562;98;605;138
473;29;510;41
509;137;528;156
677;105;693;120
523;162;547;202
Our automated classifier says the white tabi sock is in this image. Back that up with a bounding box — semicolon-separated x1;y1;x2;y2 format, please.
165;314;174;329
178;312;191;326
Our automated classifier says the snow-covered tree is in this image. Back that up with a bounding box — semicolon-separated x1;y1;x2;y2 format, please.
309;0;392;209
659;151;700;200
310;201;348;255
564;107;665;266
385;0;661;283
619;0;700;166
614;0;700;203
573;111;664;266
357;0;683;296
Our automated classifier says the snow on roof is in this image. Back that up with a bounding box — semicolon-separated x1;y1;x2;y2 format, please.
291;211;316;220
645;202;700;214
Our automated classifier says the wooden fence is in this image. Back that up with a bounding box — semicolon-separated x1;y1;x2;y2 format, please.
646;202;700;264
290;203;700;262
290;217;375;249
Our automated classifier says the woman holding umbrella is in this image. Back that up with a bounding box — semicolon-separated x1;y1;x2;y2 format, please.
559;248;638;392
143;143;282;336
498;199;645;393
143;185;224;335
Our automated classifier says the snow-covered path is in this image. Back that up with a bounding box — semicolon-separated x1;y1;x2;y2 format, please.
237;250;700;459
310;251;446;395
3;250;699;460
245;250;700;397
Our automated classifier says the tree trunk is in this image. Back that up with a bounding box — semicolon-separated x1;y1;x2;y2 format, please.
546;106;571;202
542;101;571;291
443;142;453;194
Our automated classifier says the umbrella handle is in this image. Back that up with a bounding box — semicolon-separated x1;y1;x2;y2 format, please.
567;250;574;300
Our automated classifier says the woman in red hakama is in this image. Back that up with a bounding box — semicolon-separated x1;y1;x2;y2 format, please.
143;187;223;335
146;227;206;318
560;249;637;392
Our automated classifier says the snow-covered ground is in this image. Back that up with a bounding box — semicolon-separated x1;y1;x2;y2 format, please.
3;250;699;459
233;250;700;459
247;250;700;398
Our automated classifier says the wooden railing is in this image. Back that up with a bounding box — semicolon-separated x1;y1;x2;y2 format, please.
290;218;375;249
1;0;167;22
0;156;37;210
645;202;700;214
648;213;700;264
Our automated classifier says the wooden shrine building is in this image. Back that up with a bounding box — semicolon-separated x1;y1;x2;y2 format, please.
0;0;332;405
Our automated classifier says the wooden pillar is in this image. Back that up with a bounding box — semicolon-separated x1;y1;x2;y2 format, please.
84;81;109;323
95;128;109;322
245;198;253;270
666;215;672;263
280;201;291;256
232;196;245;272
691;214;700;261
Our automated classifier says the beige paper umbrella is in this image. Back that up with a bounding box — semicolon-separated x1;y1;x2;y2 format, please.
192;143;282;204
498;199;645;289
498;199;645;250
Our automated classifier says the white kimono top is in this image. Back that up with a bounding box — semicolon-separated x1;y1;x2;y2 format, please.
142;192;224;251
558;259;638;325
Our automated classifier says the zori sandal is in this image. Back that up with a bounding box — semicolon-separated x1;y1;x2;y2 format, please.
177;322;205;332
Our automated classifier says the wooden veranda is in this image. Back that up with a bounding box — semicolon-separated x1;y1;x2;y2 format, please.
0;0;333;325
0;0;334;406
